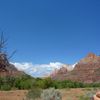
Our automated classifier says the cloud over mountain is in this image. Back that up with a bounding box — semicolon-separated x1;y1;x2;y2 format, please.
11;62;64;77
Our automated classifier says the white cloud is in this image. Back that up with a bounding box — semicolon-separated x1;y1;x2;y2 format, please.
11;62;76;77
11;62;64;77
72;62;77;68
11;62;35;71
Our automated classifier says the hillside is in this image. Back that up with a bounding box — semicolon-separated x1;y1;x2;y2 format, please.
51;53;100;83
0;53;24;77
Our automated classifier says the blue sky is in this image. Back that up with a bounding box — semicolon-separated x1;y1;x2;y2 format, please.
0;0;100;65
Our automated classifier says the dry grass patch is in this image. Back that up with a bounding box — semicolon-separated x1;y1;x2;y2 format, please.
0;88;100;100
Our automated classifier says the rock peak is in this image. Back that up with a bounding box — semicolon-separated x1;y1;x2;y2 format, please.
86;53;97;58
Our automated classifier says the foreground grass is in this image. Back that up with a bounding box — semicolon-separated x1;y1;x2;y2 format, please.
0;88;100;100
59;88;100;100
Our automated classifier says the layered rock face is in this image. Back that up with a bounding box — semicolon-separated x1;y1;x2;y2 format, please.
50;65;68;79
71;53;100;83
0;53;23;77
51;53;100;83
51;64;74;80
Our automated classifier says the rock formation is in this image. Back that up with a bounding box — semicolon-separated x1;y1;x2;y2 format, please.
51;53;100;83
50;64;75;78
0;53;23;77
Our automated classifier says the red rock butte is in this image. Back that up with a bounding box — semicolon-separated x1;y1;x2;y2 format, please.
51;53;100;83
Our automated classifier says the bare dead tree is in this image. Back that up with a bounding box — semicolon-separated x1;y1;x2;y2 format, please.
0;32;18;76
8;50;17;60
0;32;8;53
0;32;16;60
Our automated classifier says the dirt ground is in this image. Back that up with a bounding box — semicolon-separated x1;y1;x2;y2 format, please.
0;90;27;100
0;88;100;100
59;88;98;100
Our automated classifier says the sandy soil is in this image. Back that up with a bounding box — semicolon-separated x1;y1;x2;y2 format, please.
60;88;85;100
0;90;27;100
60;88;100;100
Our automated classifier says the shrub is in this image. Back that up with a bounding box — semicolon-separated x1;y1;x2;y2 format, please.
25;88;42;100
79;95;90;100
0;84;12;91
79;91;95;100
35;77;53;89
41;88;62;100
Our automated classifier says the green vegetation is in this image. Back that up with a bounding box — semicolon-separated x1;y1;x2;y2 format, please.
79;95;90;100
25;88;62;100
0;75;100;91
0;75;35;90
79;92;95;100
25;88;42;100
41;88;62;100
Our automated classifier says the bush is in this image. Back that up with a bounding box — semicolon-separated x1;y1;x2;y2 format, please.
15;75;36;89
0;77;15;90
79;91;95;100
25;88;42;100
0;84;12;91
35;77;53;89
0;76;100;91
41;88;62;100
0;75;36;90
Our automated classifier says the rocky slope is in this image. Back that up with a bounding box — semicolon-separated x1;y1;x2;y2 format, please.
0;53;23;77
50;64;75;79
51;53;100;83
